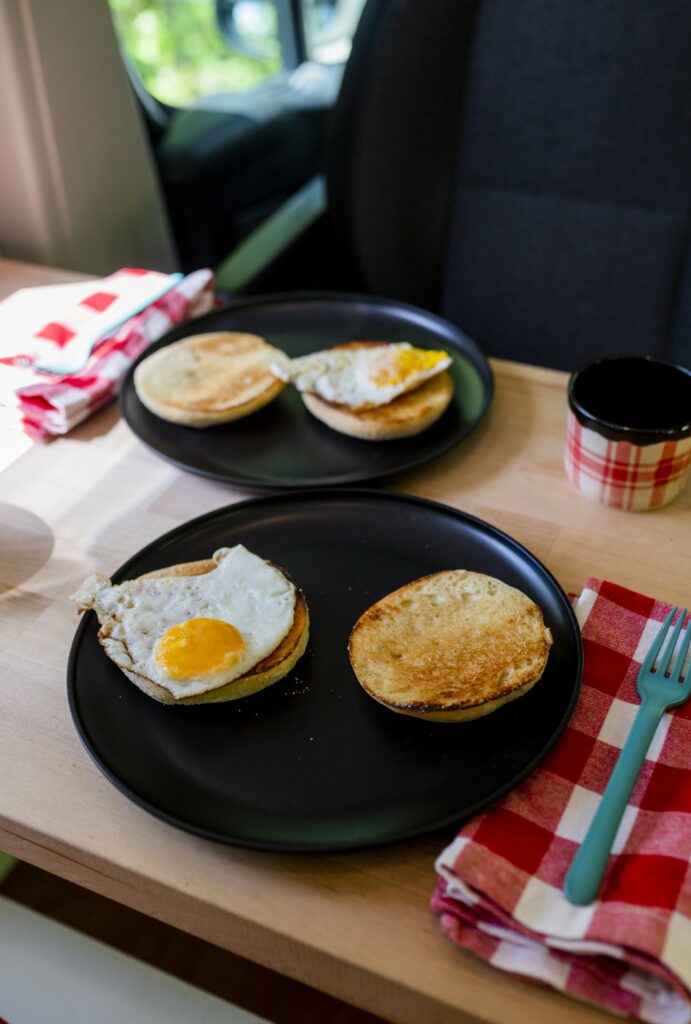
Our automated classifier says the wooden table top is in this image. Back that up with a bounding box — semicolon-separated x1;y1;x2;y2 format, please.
1;259;690;1024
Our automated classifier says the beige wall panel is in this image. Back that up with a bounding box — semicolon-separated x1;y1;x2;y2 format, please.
0;0;177;273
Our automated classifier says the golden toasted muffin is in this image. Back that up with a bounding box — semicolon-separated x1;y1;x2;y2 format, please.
348;571;552;721
134;331;286;427
303;371;454;440
71;547;309;706
273;341;454;440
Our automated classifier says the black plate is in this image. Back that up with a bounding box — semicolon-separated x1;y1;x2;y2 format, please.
120;292;492;488
68;490;582;851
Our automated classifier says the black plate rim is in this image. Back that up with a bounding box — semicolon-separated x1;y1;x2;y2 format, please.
119;290;494;490
67;488;583;851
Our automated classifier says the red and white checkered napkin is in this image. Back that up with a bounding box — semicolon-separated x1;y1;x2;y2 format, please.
0;267;214;439
432;579;691;1024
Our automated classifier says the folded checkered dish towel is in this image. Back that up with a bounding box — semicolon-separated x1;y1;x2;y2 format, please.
0;267;214;439
432;579;691;1024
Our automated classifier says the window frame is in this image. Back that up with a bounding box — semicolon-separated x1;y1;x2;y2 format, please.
276;0;308;70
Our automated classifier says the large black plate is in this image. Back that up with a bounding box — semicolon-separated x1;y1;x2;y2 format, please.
68;490;582;851
120;293;492;488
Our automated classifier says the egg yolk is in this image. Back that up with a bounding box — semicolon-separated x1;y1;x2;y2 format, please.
369;347;448;387
154;618;244;680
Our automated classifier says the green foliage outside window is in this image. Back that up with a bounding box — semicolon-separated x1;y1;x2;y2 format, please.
109;0;281;106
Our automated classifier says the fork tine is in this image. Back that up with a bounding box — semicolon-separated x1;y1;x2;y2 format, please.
641;607;677;673
670;611;691;682
659;608;687;676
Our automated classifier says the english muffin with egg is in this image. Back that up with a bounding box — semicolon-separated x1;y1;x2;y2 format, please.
349;571;552;721
71;545;309;705
134;331;286;427
271;341;454;440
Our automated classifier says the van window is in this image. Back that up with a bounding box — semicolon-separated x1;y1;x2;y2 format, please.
109;0;281;106
109;0;365;107
303;0;365;64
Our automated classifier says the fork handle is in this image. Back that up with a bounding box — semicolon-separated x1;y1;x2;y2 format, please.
563;697;663;905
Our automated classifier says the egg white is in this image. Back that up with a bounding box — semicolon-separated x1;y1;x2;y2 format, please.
75;545;296;699
270;342;451;409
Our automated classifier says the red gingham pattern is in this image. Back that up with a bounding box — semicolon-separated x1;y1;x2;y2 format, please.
565;411;691;510
432;580;691;1024
35;321;76;346
0;268;214;439
79;290;117;312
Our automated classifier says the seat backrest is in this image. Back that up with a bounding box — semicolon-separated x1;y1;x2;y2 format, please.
328;0;691;370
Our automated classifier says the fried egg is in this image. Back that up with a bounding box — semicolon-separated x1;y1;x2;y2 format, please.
72;545;296;699
270;342;452;410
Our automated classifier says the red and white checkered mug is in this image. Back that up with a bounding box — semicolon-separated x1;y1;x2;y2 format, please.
565;356;691;511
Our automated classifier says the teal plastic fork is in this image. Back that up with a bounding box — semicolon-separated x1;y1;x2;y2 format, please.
564;606;691;906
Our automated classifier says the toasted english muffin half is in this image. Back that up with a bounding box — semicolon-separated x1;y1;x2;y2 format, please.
348;571;552;722
299;341;454;440
77;557;309;706
134;331;286;427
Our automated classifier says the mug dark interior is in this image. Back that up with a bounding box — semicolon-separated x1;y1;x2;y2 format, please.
568;356;691;444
